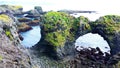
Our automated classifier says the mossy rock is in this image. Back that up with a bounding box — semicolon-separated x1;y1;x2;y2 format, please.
91;15;120;42
42;11;75;47
73;16;91;36
5;29;13;40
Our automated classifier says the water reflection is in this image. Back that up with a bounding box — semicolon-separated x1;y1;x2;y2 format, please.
20;26;41;47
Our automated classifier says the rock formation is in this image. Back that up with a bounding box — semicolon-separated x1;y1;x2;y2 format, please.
34;11;76;59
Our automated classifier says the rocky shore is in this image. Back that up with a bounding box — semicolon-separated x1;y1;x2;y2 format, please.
1;4;120;68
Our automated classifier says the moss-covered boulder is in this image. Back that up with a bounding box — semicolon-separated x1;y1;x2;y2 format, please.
42;11;75;47
91;15;120;55
34;11;76;58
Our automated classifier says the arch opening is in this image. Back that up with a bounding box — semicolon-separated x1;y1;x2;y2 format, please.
75;33;111;54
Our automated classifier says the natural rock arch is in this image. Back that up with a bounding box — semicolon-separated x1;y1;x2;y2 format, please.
34;12;120;58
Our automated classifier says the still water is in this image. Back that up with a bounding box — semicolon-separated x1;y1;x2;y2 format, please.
20;26;41;48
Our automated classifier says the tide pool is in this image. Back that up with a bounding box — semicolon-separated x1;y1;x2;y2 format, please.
20;26;41;48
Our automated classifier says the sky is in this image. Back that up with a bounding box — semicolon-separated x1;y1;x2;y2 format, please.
0;0;120;14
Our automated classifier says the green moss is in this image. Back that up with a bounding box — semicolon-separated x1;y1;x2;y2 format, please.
0;14;12;23
43;11;74;47
5;29;13;40
72;16;91;35
93;15;120;35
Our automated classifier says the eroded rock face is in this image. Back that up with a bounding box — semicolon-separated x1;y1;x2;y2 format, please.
0;8;31;68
